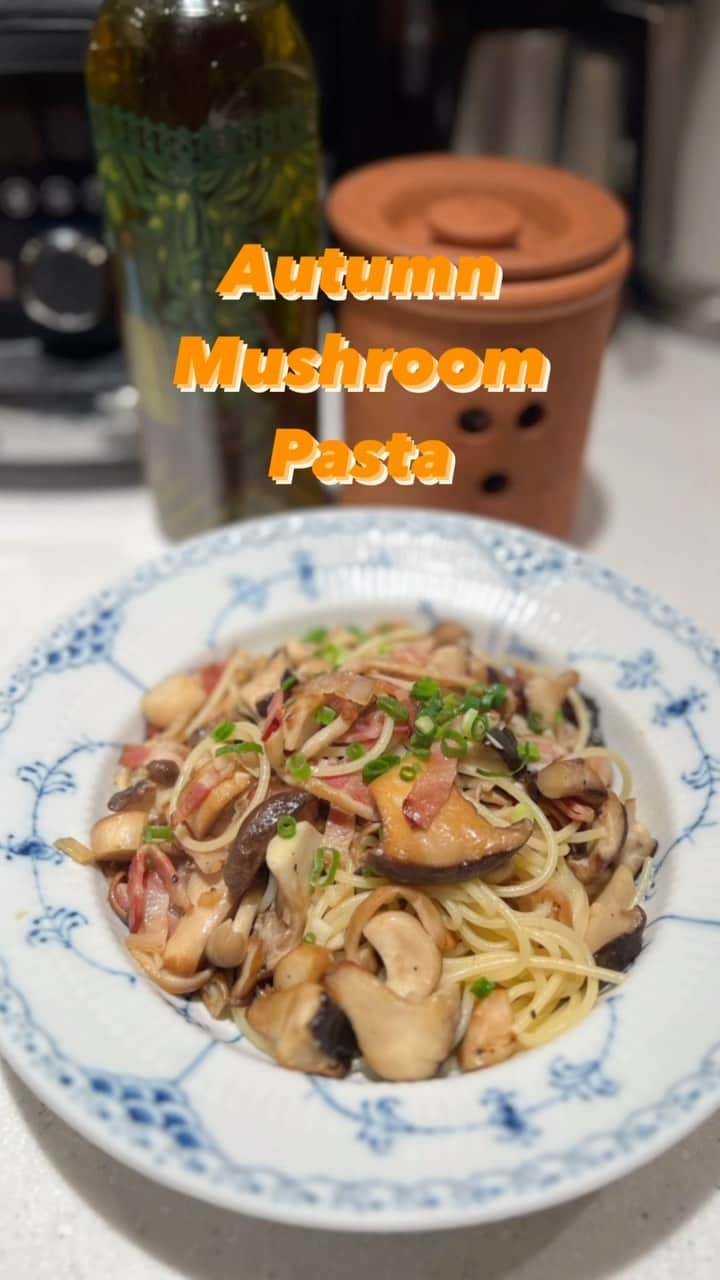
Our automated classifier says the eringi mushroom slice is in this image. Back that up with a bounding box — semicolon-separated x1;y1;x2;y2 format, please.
459;988;517;1071
274;943;334;990
246;981;357;1076
362;911;442;1001
223;788;322;900
161;874;232;977
585;865;646;971
90;810;149;861
368;760;532;883
324;963;460;1081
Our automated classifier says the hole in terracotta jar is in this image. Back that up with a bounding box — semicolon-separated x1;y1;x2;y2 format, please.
517;404;544;429
458;407;491;433
480;472;509;494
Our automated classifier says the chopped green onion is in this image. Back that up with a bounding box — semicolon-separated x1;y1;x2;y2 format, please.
288;752;311;781
212;719;235;743
346;742;366;761
349;625;368;642
143;824;175;843
471;977;496;999
527;710;544;734
509;802;533;822
281;673;298;693
518;741;541;765
411;745;430;760
277;815;297;839
400;762;421;782
318;643;343;668
310;846;341;887
215;742;263;757
471;713;490;742
482;682;509;710
362;754;401;784
461;707;478;737
315;704;338;726
376;694;409;722
415;713;435;737
410;676;440;701
304;626;328;644
303;931;317;944
440;729;468;758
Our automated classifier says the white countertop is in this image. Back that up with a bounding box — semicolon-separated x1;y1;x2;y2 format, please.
1;314;719;1278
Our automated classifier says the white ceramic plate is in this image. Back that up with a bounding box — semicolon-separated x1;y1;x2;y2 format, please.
1;508;719;1233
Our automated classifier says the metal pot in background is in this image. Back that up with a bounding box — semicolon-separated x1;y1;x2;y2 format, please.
618;0;720;336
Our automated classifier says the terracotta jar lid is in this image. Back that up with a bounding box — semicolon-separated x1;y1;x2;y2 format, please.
327;153;628;283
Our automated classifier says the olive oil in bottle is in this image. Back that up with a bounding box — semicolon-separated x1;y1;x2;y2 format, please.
87;0;324;538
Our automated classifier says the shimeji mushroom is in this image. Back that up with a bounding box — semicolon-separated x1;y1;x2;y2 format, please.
368;761;532;882
324;964;460;1081
585;865;646;970
536;757;608;801
246;981;356;1076
90;810;148;861
568;792;628;885
141;673;206;730
459;988;517;1071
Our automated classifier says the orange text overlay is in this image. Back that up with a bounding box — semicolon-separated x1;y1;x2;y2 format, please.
216;243;503;301
268;430;455;486
175;333;550;395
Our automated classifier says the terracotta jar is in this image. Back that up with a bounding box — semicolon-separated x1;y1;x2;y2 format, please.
326;154;631;537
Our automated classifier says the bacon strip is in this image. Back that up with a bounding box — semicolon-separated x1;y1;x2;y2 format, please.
173;763;232;823
262;688;284;741
402;747;457;830
199;661;226;693
323;805;356;854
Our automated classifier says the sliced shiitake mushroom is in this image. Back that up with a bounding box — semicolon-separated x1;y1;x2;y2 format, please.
459;988;517;1071
246;981;356;1077
536;757;607;801
568;792;628;885
368;761;532;883
223;788;322;900
324;963;460;1081
586;865;645;971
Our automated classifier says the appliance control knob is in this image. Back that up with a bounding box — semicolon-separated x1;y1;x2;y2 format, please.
18;227;113;335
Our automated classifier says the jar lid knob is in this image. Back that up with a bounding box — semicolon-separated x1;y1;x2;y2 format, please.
426;194;521;248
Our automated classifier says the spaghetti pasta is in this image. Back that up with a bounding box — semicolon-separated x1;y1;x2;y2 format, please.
57;620;656;1083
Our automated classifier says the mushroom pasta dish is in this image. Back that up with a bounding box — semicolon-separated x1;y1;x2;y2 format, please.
57;621;656;1082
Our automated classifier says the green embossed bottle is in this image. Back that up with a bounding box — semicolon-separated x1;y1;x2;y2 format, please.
87;0;324;537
